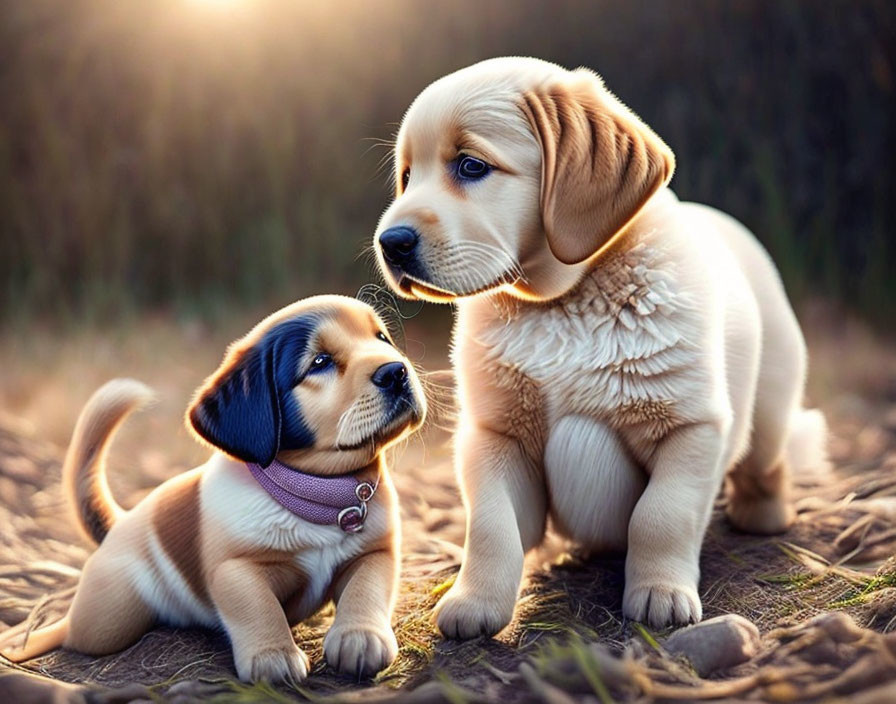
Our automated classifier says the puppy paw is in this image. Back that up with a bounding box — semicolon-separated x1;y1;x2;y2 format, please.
727;494;795;535
236;645;309;684
435;586;515;640
323;622;397;678
623;581;702;629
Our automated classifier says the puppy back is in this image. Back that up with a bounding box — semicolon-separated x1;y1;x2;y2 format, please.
63;378;155;544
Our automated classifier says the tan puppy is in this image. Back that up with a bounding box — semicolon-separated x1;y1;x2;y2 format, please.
0;296;426;682
373;57;827;633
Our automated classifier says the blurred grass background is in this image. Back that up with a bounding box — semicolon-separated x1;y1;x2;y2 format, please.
0;0;893;464
1;0;893;328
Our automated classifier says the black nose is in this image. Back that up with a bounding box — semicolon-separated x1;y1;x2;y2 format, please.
378;226;419;266
372;362;407;392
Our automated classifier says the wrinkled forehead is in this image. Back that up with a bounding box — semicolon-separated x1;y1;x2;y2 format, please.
397;68;540;165
249;298;384;352
313;305;382;352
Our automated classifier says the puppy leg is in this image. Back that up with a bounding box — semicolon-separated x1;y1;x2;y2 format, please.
0;616;70;662
324;549;398;678
63;557;154;656
210;559;309;684
726;316;805;535
435;425;546;639
624;422;727;628
3;558;153;661
545;415;645;552
727;455;794;535
726;396;801;535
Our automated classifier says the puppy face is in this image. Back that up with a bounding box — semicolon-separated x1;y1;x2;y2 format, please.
188;295;425;474
374;57;675;302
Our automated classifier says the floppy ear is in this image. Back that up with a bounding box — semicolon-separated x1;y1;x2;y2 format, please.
187;316;317;467
187;343;282;467
521;70;675;265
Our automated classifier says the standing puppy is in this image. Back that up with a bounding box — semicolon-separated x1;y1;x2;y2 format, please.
373;57;827;633
0;296;425;682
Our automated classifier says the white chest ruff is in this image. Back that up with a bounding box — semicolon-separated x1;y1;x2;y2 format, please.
477;242;699;436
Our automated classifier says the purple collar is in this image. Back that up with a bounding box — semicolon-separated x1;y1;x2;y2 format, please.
246;459;378;533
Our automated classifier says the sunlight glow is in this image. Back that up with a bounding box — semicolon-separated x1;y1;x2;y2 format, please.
186;0;248;10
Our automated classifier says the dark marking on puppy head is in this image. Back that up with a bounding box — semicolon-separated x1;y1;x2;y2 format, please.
188;315;318;467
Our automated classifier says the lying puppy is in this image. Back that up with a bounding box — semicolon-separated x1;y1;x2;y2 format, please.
373;57;828;634
0;296;425;682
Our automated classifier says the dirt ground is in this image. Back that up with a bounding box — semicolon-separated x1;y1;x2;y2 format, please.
1;304;895;703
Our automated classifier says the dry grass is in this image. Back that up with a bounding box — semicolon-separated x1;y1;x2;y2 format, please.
0;308;895;701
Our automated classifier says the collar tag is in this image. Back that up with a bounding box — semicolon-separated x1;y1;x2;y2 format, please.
337;482;377;533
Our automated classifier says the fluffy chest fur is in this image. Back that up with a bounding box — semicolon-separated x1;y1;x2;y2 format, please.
467;238;706;443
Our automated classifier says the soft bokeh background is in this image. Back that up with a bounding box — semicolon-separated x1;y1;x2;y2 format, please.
0;0;893;470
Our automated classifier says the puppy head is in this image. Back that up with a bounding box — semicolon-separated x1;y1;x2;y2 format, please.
374;57;675;301
187;296;425;474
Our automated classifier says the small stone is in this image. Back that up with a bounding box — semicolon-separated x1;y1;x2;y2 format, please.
662;614;761;677
93;683;153;703
809;612;865;643
0;671;88;704
165;680;204;696
165;679;230;701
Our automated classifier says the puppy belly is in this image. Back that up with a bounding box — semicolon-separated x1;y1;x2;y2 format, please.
544;415;646;552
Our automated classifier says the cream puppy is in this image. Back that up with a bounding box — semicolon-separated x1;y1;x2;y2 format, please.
0;296;426;682
373;57;827;633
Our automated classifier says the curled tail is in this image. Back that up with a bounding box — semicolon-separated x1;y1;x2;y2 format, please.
786;407;831;483
63;378;155;544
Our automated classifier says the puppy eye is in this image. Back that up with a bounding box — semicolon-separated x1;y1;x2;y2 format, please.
308;353;334;374
401;167;410;191
456;155;491;181
376;331;391;345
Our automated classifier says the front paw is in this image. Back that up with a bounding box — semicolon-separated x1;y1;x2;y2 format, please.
324;622;397;678
236;644;309;684
435;585;515;640
623;581;702;629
